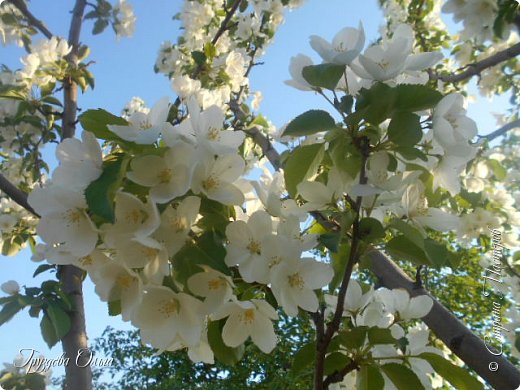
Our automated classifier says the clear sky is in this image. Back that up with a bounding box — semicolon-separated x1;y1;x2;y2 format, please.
0;0;509;386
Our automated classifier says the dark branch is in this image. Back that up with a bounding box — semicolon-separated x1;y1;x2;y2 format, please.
6;0;54;39
323;360;359;389
480;119;520;142
211;0;241;45
430;42;520;83
369;250;520;390
0;173;39;217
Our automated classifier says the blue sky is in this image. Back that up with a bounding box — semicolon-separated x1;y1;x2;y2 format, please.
0;0;510;384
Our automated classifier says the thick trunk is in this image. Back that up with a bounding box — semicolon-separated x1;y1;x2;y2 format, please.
60;2;90;389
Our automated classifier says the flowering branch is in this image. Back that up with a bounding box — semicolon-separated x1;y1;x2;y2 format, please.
0;173;39;217
369;250;520;390
429;42;520;83
242;117;520;388
6;0;54;39
481;119;520;142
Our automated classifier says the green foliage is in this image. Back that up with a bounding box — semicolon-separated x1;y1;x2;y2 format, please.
85;154;130;223
79;109;128;141
282;109;336;137
358;365;385;390
284;143;325;197
302;64;345;90
420;352;484;390
380;363;424;390
387;112;422;147
208;320;245;365
89;314;314;389
348;82;443;125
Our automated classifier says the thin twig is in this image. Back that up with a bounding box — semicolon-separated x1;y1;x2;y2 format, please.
430;42;520;83
0;173;39;217
323;360;359;389
480;119;520;142
6;0;54;39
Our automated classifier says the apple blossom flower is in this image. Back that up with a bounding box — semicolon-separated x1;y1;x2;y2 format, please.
153;196;200;256
132;285;204;349
284;54;314;91
103;192;160;246
191;154;245;205
224;210;274;283
91;261;143;321
126;143;195;204
211;299;278;353
163;98;244;155
52;131;103;191
270;258;333;316
187;266;234;314
108;97;171;144
1;280;19;295
28;186;98;257
376;288;433;320
310;23;365;65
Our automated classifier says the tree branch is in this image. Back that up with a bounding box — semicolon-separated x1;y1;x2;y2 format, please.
59;2;92;389
0;173;39;217
430;42;520;83
368;250;520;390
241;115;520;389
6;0;54;39
481;119;520;142
211;0;241;45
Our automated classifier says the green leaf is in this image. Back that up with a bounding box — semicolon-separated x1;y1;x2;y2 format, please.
393;84;443;112
358;217;385;242
324;352;351;376
46;303;71;340
419;353;484;390
319;232;341;253
24;373;46;390
79;109;128;141
191;50;206;66
207;320;245;365
389;219;424;248
330;244;350;290
284;143;325;197
354;83;395;125
302;63;345;90
487;159;507;180
40;314;59;348
339;326;368;349
396;146;428;161
93;18;109;35
380;363;425;390
358;365;385;390
292;341;316;374
368;327;396;345
388;112;422;147
0;300;22;326
338;95;354;115
386;236;431;266
283;109;336;137
85;154;129;223
33;264;55;277
424;239;448;267
108;300;121;316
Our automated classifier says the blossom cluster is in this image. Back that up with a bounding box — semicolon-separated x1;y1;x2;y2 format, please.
26;93;336;362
